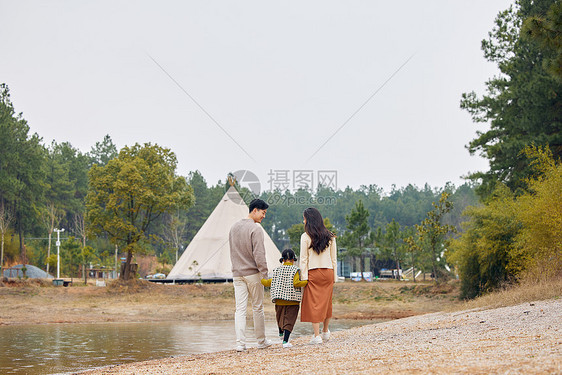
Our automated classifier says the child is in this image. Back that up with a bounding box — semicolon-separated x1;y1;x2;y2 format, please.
261;249;308;348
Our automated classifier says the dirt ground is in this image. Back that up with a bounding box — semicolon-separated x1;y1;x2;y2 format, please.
0;278;460;325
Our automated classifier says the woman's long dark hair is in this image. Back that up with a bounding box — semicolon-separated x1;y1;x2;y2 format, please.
303;207;334;255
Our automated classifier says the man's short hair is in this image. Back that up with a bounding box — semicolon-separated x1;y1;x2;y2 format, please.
249;199;269;213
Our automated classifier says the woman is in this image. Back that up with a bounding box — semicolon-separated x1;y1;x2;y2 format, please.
299;207;338;344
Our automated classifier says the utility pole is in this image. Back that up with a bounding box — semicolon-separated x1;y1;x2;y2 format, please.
54;228;65;279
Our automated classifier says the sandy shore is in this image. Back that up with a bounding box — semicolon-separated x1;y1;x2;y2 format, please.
79;299;561;374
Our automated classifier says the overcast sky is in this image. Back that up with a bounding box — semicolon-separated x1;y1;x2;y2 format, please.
1;0;514;194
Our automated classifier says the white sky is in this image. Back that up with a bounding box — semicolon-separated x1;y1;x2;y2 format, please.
1;0;514;193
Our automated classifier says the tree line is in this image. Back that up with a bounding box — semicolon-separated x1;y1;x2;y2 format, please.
0;86;475;282
259;183;475;282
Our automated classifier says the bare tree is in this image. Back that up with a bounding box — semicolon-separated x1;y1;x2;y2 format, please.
73;213;87;280
163;211;187;264
73;213;87;248
41;202;64;276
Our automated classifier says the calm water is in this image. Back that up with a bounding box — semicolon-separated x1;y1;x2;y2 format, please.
0;319;379;374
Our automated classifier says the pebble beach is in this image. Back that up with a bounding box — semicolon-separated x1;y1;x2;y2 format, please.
79;298;561;374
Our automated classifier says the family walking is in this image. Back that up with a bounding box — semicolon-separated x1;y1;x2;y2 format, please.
229;199;337;351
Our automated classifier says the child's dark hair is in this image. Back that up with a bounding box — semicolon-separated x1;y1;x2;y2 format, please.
279;249;297;263
249;198;269;213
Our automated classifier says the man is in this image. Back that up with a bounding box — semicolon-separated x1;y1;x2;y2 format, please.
229;198;272;351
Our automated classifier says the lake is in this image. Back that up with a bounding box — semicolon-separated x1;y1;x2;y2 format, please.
0;319;380;374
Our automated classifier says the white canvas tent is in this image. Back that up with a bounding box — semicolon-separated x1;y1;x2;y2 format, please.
167;186;281;281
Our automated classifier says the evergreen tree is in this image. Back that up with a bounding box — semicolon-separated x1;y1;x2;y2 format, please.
89;135;118;167
184;171;214;244
384;219;404;280
341;200;370;272
287;223;304;255
460;0;562;197
0;84;46;261
522;1;562;83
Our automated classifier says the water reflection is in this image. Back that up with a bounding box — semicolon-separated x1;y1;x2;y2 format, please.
0;319;380;374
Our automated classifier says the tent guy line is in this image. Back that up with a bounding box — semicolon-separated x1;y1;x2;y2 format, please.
146;53;257;162
190;238;230;278
306;52;416;163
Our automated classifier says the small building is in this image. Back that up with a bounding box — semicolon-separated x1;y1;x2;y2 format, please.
2;264;54;279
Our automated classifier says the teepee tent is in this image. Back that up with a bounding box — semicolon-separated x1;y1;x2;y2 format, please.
167;186;281;281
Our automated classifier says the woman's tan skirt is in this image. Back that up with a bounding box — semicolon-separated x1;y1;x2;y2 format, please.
300;268;334;323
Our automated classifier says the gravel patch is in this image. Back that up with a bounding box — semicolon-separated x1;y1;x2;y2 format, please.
79;299;562;374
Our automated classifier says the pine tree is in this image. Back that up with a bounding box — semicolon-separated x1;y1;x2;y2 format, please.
460;0;562;197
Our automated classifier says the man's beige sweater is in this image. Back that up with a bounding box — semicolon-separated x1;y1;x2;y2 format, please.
229;218;269;278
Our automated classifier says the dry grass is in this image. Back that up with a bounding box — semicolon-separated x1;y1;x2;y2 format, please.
9;276;560;325
0;277;52;288
455;277;562;311
6;276;559;321
0;279;462;325
329;280;460;319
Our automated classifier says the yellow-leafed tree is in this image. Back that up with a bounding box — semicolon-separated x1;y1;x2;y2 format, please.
449;145;561;298
512;146;562;280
